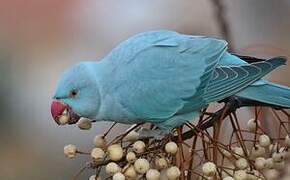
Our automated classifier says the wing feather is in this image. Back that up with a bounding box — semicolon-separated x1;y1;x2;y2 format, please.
108;32;228;121
204;58;285;103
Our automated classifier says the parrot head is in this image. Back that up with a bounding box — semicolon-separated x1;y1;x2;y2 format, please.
51;62;100;125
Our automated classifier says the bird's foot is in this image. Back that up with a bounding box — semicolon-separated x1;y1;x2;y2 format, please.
138;128;170;140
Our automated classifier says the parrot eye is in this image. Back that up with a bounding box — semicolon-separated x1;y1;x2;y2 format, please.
69;89;78;97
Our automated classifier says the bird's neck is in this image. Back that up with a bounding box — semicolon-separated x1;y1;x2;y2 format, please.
91;59;137;123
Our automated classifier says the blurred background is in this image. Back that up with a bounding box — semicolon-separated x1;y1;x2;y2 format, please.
1;0;290;179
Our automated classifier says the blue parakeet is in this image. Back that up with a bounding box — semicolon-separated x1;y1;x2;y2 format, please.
51;30;290;130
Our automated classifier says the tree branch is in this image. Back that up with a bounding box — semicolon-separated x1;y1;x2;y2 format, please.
175;96;287;141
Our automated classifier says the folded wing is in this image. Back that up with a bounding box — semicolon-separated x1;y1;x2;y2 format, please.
111;32;227;121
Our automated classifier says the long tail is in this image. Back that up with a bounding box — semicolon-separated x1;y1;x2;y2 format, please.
237;81;290;108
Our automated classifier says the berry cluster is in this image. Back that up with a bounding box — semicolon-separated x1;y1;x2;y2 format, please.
62;107;290;179
64;131;181;180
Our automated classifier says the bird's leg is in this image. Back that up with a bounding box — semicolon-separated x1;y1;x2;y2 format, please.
138;127;170;140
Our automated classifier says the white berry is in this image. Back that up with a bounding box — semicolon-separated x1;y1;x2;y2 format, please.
58;114;69;125
247;170;261;180
264;169;279;180
254;157;266;170
273;160;285;169
285;135;290;147
123;165;137;179
265;158;274;169
108;144;123;161
166;166;181;180
234;170;247;180
126;151;137;163
112;172;125;180
133;141;146;154
233;147;245;158
105;162;121;175
235;158;248;170
134;158;150;174
88;175;101;180
64;144;77;159
123;130;139;141
223;176;234;180
146;169;160;180
77;117;92;130
165;142;178;155
202;162;217;176
269;143;278;153
272;152;284;162
247;118;260;132
282;148;290;159
91;148;105;161
259;134;271;147
93;135;106;148
155;157;168;170
250;145;266;158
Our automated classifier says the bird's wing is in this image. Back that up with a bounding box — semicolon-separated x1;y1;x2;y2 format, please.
109;33;227;121
203;57;286;103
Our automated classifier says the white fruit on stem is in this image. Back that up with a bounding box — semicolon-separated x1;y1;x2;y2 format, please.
235;158;248;170
265;158;274;169
93;135;106;148
282;148;290;159
91;148;105;161
233;147;245;158
234;170;247;180
166;166;181;180
254;157;266;170
108;144;123;161
273;160;285;170
146;169;160;180
258;134;271;147
64;144;77;159
247;118;260;132
223;176;234;180
77;117;92;130
113;172;125;180
250;145;266;158
89;175;101;180
165;142;178;155
58;114;69;125
123;131;139;141
264;169;279;180
132;141;146;154
202;162;217;176
126;151;137;163
155;157;168;169
247;170;261;180
285;135;290;147
105;162;121;175
123;165;137;179
272;152;284;162
134;158;150;174
269;143;278;153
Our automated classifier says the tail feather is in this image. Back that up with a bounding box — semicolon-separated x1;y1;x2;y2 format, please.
237;82;290;108
204;56;287;104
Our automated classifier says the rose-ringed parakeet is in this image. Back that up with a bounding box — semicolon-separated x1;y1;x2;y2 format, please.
51;30;290;131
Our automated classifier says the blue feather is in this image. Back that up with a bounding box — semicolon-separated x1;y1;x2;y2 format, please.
54;30;289;130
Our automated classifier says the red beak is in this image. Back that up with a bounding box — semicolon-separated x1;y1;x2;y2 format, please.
51;100;68;125
51;100;80;125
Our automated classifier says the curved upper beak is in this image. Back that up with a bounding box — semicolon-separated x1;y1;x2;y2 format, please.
51;100;80;125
